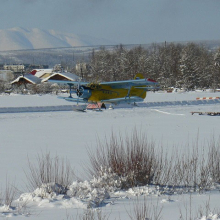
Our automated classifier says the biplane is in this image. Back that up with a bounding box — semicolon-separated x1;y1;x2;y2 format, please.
49;73;158;109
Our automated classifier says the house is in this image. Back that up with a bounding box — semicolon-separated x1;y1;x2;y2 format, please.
11;67;79;89
11;74;42;86
30;69;53;79
42;72;79;82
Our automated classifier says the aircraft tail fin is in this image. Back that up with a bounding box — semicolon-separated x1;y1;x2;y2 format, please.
134;73;144;80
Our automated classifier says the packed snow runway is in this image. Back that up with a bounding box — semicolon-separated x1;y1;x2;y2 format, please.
0;91;220;219
0;92;220;113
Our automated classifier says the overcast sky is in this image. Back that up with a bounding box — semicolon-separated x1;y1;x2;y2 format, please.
0;0;220;44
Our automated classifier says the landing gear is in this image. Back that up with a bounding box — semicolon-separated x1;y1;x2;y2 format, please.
86;103;103;111
101;103;106;109
93;103;102;112
68;84;73;98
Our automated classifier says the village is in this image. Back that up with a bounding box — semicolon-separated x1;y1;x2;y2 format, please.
0;62;90;94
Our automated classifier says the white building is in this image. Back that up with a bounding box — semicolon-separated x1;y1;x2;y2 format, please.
3;64;25;73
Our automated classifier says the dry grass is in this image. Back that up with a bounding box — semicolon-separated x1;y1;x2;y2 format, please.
24;152;74;192
1;177;17;207
88;130;157;189
88;130;220;191
0;177;17;208
66;209;110;220
127;197;162;220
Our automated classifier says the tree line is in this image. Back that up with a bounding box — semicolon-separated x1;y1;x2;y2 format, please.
82;43;220;90
1;42;220;92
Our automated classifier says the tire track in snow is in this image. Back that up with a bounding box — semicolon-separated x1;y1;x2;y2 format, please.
152;109;185;116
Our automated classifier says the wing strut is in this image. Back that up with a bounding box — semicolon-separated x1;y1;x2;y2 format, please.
126;83;132;98
67;83;73;98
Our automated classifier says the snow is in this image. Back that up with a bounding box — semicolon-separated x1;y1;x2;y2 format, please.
0;90;220;219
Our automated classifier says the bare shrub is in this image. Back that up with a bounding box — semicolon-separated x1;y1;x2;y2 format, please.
79;209;109;220
88;130;220;191
207;139;220;184
179;194;196;220
24;152;74;192
88;130;157;189
179;195;220;220
0;177;17;207
171;140;220;191
27;83;52;94
0;80;5;93
127;197;162;220
70;209;110;220
4;182;16;206
153;141;220;191
168;146;201;189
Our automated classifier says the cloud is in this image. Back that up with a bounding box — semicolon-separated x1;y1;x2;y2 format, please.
0;0;220;44
21;0;39;2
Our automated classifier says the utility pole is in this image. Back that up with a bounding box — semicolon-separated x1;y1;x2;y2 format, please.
81;65;83;80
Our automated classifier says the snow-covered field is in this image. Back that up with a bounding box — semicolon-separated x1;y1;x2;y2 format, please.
0;90;220;219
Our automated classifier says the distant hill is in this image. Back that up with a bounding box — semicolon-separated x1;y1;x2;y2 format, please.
0;27;116;51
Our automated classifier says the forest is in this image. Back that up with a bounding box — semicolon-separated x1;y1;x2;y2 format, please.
1;42;220;92
82;43;220;90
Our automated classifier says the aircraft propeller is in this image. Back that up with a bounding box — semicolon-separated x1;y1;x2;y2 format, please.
76;80;85;105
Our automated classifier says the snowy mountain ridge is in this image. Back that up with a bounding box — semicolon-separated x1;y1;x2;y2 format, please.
0;27;114;51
